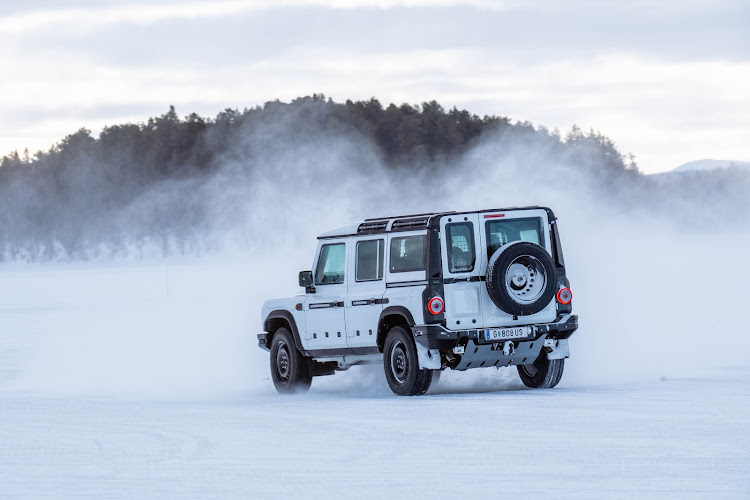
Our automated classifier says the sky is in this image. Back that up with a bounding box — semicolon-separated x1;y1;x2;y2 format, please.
0;0;748;173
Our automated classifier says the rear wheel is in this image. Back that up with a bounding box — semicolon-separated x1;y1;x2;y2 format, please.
517;352;564;388
383;326;433;396
270;327;311;393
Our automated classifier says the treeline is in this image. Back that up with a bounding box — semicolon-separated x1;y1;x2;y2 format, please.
0;95;746;261
1;96;503;177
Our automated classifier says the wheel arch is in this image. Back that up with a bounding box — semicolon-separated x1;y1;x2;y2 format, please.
377;306;415;352
264;309;306;354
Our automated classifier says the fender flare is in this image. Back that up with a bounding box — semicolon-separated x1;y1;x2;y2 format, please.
378;305;415;327
264;309;306;355
377;306;416;351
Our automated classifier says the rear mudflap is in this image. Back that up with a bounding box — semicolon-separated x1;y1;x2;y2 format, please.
415;341;442;370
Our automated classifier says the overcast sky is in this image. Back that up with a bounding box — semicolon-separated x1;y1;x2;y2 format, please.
1;0;748;173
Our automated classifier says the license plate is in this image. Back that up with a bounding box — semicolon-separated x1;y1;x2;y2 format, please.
484;326;532;341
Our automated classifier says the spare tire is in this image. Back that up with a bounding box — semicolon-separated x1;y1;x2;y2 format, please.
486;241;556;316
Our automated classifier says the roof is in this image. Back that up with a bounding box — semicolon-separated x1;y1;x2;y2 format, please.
317;206;554;240
318;223;361;239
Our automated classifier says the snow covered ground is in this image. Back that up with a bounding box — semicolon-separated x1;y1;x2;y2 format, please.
2;369;748;498
1;241;749;497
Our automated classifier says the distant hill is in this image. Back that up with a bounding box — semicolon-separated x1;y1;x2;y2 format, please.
672;159;750;173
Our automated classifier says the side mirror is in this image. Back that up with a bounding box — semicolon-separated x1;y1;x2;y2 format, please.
299;271;315;292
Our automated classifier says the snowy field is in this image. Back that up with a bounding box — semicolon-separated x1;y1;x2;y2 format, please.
1;238;749;497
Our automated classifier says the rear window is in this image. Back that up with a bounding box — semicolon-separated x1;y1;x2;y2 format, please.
389;236;425;272
446;222;475;273
486;217;544;257
356;239;384;281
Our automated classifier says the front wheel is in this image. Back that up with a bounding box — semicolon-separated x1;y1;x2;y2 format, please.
270;327;312;393
517;353;564;388
383;326;433;396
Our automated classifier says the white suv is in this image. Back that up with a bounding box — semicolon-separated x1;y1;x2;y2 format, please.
258;207;577;396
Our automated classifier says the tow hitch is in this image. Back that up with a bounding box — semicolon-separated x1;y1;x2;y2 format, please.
503;342;515;356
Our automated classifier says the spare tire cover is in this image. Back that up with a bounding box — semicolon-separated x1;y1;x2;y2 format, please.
485;241;557;316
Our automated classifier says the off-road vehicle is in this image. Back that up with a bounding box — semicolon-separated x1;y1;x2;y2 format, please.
258;207;577;396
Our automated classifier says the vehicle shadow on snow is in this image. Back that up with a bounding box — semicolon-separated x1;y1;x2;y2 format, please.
426;367;530;395
297;365;537;398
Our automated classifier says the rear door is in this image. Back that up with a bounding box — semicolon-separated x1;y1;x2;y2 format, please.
345;238;386;349
383;232;429;326
478;209;557;326
440;214;483;330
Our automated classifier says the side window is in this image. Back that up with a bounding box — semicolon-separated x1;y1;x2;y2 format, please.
446;223;475;273
315;243;346;285
486;218;543;258
389;236;425;273
356;239;384;281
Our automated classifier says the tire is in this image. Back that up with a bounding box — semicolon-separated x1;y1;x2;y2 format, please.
383;326;433;396
486;241;557;316
517;353;564;389
269;327;312;393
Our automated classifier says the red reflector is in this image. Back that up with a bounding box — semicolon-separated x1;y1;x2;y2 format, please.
556;288;572;305
427;296;444;315
484;214;505;218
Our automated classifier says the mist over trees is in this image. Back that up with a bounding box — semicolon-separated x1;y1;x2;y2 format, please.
0;95;747;261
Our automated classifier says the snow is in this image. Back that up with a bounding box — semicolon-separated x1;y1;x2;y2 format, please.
2;373;748;498
2;248;749;497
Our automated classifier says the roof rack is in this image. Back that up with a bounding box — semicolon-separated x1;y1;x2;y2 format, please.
357;220;388;233
364;211;455;222
391;217;429;231
318;207;553;240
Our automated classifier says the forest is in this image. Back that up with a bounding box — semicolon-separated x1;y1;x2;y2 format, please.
0;95;747;261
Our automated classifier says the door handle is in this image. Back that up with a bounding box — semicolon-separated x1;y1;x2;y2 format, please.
350;298;390;307
309;301;345;309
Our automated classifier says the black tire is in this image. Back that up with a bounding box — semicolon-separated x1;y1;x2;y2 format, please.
517;353;564;388
269;327;312;393
486;241;557;316
383;326;433;396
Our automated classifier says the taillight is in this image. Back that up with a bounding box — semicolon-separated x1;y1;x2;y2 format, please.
556;287;572;304
427;296;444;315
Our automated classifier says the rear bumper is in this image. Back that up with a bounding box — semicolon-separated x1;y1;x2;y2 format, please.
412;313;578;351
